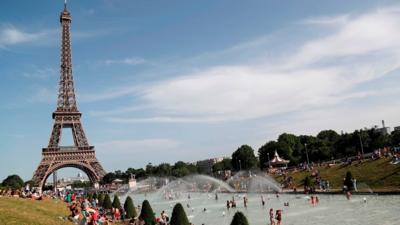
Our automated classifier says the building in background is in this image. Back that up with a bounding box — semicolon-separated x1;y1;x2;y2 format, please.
196;157;224;174
394;126;400;132
374;120;391;135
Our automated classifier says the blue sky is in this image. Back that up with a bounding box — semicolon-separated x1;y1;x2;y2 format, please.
1;0;400;181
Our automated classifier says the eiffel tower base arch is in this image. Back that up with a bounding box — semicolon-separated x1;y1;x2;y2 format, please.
32;149;106;191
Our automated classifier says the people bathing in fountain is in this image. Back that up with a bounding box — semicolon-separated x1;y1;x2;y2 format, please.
283;202;289;207
261;195;265;207
226;200;230;210
269;208;275;225
346;191;352;200
310;195;319;206
243;196;248;208
275;209;282;225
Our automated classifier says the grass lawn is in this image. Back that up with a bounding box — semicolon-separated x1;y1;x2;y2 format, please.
275;158;400;192
0;197;71;225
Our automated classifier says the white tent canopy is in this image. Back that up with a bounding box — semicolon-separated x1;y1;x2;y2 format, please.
269;151;290;166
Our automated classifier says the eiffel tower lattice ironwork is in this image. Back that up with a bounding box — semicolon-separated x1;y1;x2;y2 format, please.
32;2;106;189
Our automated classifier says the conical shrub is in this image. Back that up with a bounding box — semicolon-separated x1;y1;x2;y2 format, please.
103;194;113;210
98;193;104;207
170;203;190;225
124;196;137;219
92;192;98;200
87;193;93;201
112;195;122;209
139;200;156;225
230;211;249;225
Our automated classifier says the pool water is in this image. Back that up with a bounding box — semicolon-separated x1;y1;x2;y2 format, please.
124;193;400;225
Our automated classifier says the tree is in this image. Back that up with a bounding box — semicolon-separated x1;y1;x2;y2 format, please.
303;176;312;193
258;141;280;169
124;196;137;219
103;194;113;210
2;175;24;189
146;163;155;176
98;193;105;207
278;133;303;164
230;211;249;225
154;163;172;177
139;200;156;225
232;145;258;171
170;203;190;225
344;171;354;191
391;130;400;146
101;172;116;184
92;192;98;200
213;158;232;172
112;195;122;209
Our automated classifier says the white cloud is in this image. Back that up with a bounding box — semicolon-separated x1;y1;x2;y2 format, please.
104;57;147;66
300;14;350;26
102;7;400;123
27;87;56;104
0;25;55;48
22;67;56;80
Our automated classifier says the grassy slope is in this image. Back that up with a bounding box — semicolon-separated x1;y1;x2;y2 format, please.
0;197;71;225
275;158;400;192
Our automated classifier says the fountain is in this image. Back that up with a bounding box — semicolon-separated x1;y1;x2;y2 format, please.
110;173;400;225
227;170;282;193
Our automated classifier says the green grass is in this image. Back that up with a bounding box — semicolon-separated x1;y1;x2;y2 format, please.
0;197;71;225
275;158;400;192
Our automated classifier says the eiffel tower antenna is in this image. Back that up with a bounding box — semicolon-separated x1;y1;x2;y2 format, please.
32;2;106;192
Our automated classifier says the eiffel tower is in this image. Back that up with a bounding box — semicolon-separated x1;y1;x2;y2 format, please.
32;2;106;190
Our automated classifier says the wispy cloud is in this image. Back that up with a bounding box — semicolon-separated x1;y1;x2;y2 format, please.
95;6;400;123
27;87;56;104
22;67;57;80
300;14;350;26
0;25;56;48
103;57;147;66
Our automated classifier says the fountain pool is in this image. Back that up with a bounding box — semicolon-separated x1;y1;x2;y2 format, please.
123;193;400;225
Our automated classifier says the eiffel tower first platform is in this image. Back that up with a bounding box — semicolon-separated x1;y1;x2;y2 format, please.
32;2;106;190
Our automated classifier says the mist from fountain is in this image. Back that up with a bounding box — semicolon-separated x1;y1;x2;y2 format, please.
227;170;282;192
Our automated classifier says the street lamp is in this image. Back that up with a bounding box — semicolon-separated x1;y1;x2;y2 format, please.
304;143;310;166
267;152;270;168
238;160;242;171
358;129;365;157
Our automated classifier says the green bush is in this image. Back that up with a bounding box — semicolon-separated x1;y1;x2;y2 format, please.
87;193;93;201
139;200;156;225
98;193;104;207
230;211;249;225
124;196;137;219
170;203;190;225
103;194;112;210
112;195;122;209
1;175;24;190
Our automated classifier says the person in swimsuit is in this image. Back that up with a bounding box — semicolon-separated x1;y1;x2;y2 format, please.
269;208;275;225
275;209;282;225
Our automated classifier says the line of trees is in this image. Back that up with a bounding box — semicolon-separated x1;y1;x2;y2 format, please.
102;128;399;184
259;128;399;169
